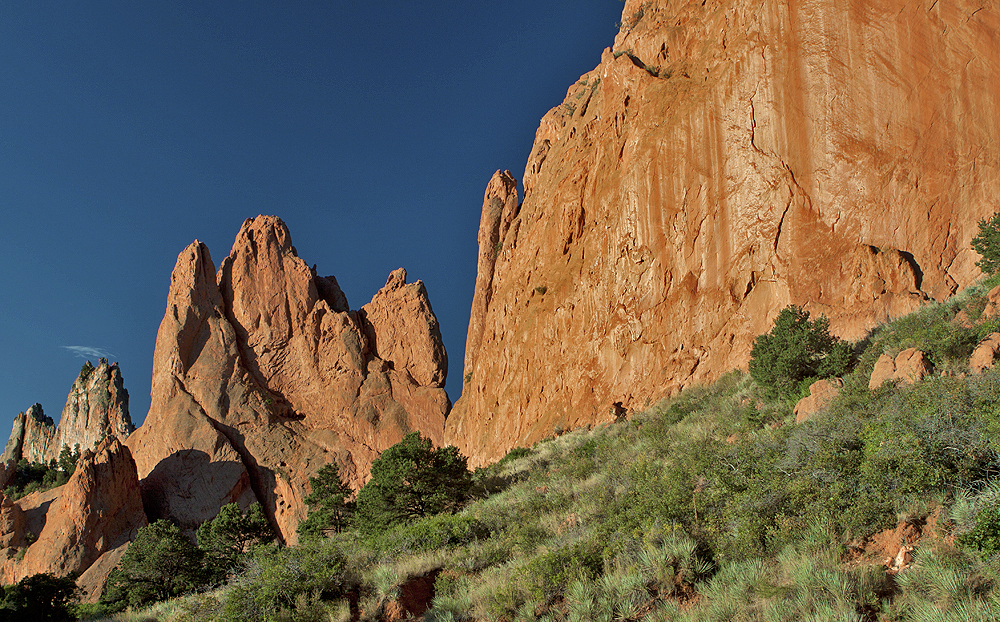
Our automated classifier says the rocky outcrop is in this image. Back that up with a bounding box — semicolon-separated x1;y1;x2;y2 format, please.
126;216;449;543
446;0;1000;466
869;348;933;390
2;405;55;465
48;360;133;461
970;333;1000;373
0;437;146;597
793;378;843;424
2;361;134;467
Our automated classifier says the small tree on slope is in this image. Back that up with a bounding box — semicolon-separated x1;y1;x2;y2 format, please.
748;305;852;400
353;431;472;534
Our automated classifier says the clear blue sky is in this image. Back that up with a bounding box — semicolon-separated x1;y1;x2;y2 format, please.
0;1;625;435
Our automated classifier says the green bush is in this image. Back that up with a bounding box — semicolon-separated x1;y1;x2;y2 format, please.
353;432;472;535
0;573;78;622
959;503;1000;557
101;520;209;611
748;305;852;399
221;539;349;622
369;513;489;555
197;502;274;581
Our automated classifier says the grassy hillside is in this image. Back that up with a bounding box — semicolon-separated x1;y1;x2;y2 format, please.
93;278;1000;622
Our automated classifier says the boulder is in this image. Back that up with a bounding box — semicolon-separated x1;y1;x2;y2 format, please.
895;348;933;384
970;333;1000;373
793;378;843;424
869;348;933;389
982;284;1000;320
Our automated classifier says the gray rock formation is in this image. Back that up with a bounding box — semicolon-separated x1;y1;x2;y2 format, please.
3;359;134;466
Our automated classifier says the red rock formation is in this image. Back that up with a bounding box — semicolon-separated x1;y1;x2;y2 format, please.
0;437;146;599
793;378;843;424
970;333;1000;373
447;0;1000;466
127;216;449;543
870;348;933;389
48;359;133;461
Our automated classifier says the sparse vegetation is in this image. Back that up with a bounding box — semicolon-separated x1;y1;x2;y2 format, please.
3;444;81;501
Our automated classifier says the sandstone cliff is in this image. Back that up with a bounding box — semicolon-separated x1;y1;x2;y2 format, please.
0;437;146;601
446;0;1000;466
2;360;134;467
126;216;449;543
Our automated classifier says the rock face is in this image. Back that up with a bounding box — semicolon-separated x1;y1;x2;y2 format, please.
126;216;449;543
446;0;1000;466
2;404;55;465
2;360;134;466
0;437;146;600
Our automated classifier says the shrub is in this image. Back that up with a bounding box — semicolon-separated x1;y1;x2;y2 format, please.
101;519;209;611
0;573;78;622
958;503;1000;557
197;502;275;580
221;540;349;622
748;305;852;399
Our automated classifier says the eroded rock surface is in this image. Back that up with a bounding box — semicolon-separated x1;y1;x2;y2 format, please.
970;333;1000;373
869;348;933;390
2;404;55;465
127;216;449;543
2;360;134;467
0;437;146;592
446;0;1000;466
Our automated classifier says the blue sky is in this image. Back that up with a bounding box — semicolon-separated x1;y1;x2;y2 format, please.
0;2;625;436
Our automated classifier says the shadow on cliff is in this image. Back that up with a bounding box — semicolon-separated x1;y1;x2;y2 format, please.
139;449;261;531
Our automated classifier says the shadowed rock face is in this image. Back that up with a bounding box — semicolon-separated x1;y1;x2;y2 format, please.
126;216;449;543
2;404;55;466
2;360;134;468
0;437;147;601
446;0;1000;467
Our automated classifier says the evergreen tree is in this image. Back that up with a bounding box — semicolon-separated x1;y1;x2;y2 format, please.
972;211;1000;275
197;502;274;580
748;305;852;399
101;520;208;611
298;464;354;538
0;573;78;622
353;432;472;534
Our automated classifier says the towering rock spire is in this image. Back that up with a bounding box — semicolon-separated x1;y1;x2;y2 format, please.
127;216;450;543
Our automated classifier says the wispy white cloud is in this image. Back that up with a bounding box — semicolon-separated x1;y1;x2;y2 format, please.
62;346;117;361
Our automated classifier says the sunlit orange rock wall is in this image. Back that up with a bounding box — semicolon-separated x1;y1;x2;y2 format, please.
127;216;449;543
446;0;1000;466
